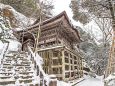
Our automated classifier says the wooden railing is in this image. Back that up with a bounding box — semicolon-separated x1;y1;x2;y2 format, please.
28;46;57;86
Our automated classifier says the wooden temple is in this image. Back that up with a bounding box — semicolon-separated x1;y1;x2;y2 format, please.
16;11;83;81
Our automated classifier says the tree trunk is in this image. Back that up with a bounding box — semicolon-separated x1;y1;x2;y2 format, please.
105;0;115;77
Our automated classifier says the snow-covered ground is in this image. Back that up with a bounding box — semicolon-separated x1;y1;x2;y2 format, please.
76;76;104;86
57;75;104;86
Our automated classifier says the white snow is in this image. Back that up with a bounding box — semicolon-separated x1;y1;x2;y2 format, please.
57;81;70;86
105;73;115;81
28;46;50;85
105;73;115;86
0;41;4;52
0;3;35;31
7;39;21;52
76;75;104;86
0;43;8;64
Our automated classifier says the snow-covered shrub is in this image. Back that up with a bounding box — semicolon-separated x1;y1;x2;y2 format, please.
0;8;22;64
0;14;21;52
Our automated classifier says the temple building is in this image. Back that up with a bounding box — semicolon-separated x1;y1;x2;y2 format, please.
16;11;83;81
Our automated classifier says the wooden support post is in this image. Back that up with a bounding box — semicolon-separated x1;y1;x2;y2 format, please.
62;49;65;80
69;52;71;80
105;31;115;77
81;58;83;77
49;50;52;74
49;75;57;86
78;57;80;78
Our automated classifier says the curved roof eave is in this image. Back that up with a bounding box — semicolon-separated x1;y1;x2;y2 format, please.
16;11;81;42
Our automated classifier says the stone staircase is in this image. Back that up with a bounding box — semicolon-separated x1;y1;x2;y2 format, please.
0;51;39;86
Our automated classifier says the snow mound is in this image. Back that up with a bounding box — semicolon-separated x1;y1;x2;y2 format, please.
0;3;35;31
77;75;104;86
57;81;70;86
7;39;21;51
0;41;4;52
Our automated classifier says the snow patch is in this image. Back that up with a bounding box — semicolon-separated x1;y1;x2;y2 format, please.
7;39;21;52
0;3;35;31
105;73;115;86
57;81;70;86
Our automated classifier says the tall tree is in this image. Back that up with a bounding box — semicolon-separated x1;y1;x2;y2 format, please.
70;0;115;76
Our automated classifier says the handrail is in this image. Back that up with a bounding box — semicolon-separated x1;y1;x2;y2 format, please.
0;43;8;64
28;46;50;86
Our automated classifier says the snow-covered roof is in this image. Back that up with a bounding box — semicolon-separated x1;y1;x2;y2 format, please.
16;11;81;43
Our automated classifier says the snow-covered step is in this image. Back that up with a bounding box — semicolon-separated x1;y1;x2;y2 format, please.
2;61;12;64
2;66;13;69
19;51;28;54
0;76;12;80
18;58;29;61
20;75;33;79
0;79;15;85
19;71;33;75
3;63;11;65
3;65;13;67
21;62;31;64
0;51;40;85
3;59;12;61
0;72;13;75
13;64;30;66
19;79;34;83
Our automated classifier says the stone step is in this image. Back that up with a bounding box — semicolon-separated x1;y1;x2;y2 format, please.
5;53;15;57
0;79;15;85
0;70;12;73
16;66;24;69
3;65;13;68
19;71;33;75
5;56;16;60
20;51;28;54
0;76;12;79
21;62;31;64
17;56;25;58
3;66;13;69
18;59;29;61
0;51;38;86
0;72;13;75
19;79;33;84
3;63;11;65
13;64;30;67
29;83;40;86
20;75;33;79
2;61;12;64
4;59;12;61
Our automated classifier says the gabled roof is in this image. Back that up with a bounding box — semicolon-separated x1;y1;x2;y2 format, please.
17;11;81;43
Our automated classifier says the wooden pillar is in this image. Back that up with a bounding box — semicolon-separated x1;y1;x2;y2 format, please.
49;50;53;74
73;55;76;80
49;75;57;86
69;52;71;80
62;49;65;80
79;57;82;78
56;26;59;46
81;58;83;77
80;58;82;78
77;57;80;78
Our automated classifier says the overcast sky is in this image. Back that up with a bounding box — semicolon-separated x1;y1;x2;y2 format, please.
49;0;103;41
52;0;82;27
